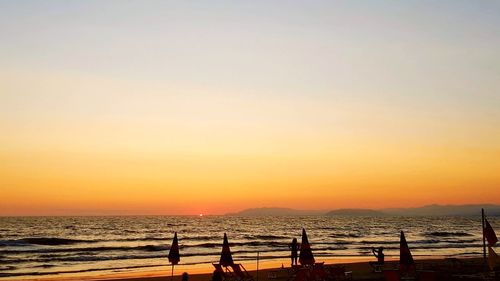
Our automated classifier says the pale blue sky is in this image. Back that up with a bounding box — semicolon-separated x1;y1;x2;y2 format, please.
1;1;499;101
2;1;500;135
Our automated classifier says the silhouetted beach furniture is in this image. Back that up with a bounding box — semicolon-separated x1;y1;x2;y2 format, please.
310;262;327;280
487;247;500;273
267;266;289;280
399;231;416;279
382;231;417;281
212;269;224;281
288;229;353;281
168;232;180;279
477;209;500;281
384;268;438;281
230;264;253;281
299;229;315;266
288;263;352;281
220;233;234;267
213;263;230;279
326;265;352;281
289;268;310;281
483;210;498;272
212;233;253;281
484;217;498;248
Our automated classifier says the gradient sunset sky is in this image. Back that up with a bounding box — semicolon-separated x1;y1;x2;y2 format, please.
1;1;500;216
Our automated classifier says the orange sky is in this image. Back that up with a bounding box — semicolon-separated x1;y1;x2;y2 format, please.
1;2;500;216
1;71;499;216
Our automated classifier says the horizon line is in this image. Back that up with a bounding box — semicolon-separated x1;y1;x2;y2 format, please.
2;202;500;217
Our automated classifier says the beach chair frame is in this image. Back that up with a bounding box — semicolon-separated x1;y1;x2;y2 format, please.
229;263;254;281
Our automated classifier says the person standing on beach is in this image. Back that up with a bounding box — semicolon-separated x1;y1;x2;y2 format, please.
369;246;384;271
289;238;298;266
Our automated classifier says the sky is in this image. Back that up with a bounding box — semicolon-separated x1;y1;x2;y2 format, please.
1;0;500;216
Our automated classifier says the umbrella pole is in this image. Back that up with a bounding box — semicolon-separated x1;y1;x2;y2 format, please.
171;265;174;281
482;208;487;270
256;252;259;281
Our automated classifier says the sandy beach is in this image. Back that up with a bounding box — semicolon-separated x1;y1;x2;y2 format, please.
15;257;491;281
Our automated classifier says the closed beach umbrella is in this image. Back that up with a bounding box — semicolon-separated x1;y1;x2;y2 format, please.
168;232;180;265
220;233;234;266
299;228;315;265
168;232;180;278
399;231;415;272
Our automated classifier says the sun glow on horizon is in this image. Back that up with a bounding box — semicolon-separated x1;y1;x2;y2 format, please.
1;1;500;216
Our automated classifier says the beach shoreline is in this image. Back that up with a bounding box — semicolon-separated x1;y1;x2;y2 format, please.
6;256;486;281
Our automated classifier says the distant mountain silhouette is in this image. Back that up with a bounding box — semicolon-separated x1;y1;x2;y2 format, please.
227;204;500;217
225;207;324;216
384;204;500;216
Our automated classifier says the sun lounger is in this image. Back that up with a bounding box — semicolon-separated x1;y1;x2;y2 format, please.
310;263;327;281
327;266;352;281
291;264;303;272
213;263;232;280
289;268;310;281
229;263;254;281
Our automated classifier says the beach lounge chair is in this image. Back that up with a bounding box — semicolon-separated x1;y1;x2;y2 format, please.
310;263;327;281
289;268;310;281
327;266;352;281
213;263;232;280
399;268;416;281
229;263;254;281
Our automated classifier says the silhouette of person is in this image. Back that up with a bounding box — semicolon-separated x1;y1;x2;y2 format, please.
182;272;189;281
369;246;384;271
289;238;298;266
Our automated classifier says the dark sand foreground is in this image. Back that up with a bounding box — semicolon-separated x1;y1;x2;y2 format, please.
20;257;495;281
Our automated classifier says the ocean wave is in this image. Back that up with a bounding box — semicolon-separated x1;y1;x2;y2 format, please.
1;237;482;257
425;232;473;237
0;265;16;271
21;237;97;245
358;240;399;245
33;264;56;268
0;244;169;255
115;237;169;242
0;215;490;279
0;238;97;247
0;236;225;247
181;235;217;241
0;252;210;265
243;234;287;240
331;233;361;238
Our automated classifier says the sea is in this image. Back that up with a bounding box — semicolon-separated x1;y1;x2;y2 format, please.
0;215;497;279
